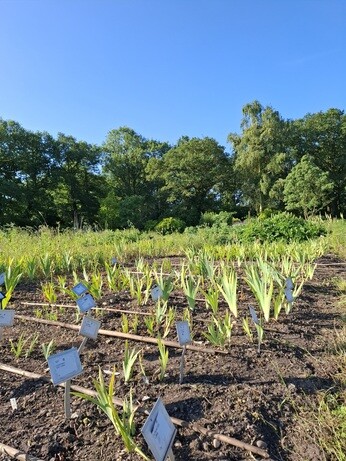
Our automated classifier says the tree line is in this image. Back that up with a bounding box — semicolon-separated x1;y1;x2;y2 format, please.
0;101;345;230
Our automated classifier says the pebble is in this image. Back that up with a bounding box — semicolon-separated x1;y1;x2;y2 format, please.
212;438;221;448
287;383;296;393
256;440;268;449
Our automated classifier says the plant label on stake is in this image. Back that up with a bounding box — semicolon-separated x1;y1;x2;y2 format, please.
76;293;96;313
285;288;294;314
176;321;191;346
285;288;294;304
285;277;294;290
151;285;163;302
249;306;259;325
249;306;264;353
48;348;83;386
0;309;15;327
142;397;177;461
72;282;88;297
111;257;117;266
79;315;101;340
48;348;83;420
176;321;191;384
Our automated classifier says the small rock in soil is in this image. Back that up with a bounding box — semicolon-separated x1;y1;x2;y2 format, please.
256;440;267;449
212;438;221;448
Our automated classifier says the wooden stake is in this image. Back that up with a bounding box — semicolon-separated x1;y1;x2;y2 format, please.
15;314;227;355
0;442;45;461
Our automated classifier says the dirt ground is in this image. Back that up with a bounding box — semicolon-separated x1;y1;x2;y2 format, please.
0;255;345;461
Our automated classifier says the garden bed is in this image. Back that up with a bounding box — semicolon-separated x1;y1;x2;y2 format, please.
0;255;345;461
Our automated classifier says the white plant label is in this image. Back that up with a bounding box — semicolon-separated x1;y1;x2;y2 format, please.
176;321;191;346
249;306;259;325
72;282;88;297
79;316;101;340
0;272;5;286
0;292;5;300
76;293;96;313
10;398;17;410
141;398;177;461
48;348;83;386
285;277;294;290
285;288;294;303
151;285;163;302
0;309;15;327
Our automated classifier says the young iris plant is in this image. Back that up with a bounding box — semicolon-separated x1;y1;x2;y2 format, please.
157;337;169;381
2;260;23;308
244;259;275;322
153;268;174;302
73;368;149;460
203;311;233;347
204;287;219;315
217;265;238;318
122;341;140;383
42;339;56;360
181;268;200;311
41;281;58;305
9;335;25;359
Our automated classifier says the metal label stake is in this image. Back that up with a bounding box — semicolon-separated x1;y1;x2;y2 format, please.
176;321;191;384
179;344;187;384
64;380;71;419
167;448;175;461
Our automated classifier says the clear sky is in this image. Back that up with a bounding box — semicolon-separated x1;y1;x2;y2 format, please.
0;0;345;150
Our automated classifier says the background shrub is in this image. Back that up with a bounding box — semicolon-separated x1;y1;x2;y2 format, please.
200;211;234;228
234;212;327;243
155;217;186;235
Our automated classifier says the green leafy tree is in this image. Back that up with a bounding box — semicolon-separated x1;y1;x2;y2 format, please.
228;101;292;214
283;155;333;217
292;109;346;216
0;119;57;226
101;127;170;229
52;133;105;228
152;136;231;226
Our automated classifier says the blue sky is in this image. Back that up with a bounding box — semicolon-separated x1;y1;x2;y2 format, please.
0;0;345;150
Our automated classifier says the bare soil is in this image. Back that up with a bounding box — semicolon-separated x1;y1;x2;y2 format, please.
0;255;345;461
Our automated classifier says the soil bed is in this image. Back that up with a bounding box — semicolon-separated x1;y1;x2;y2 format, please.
0;255;345;461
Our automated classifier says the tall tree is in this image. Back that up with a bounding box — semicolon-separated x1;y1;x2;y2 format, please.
52;134;105;228
101;127;170;229
0;119;57;226
283;155;333;217
292;109;346;216
153;136;231;226
228;101;292;214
